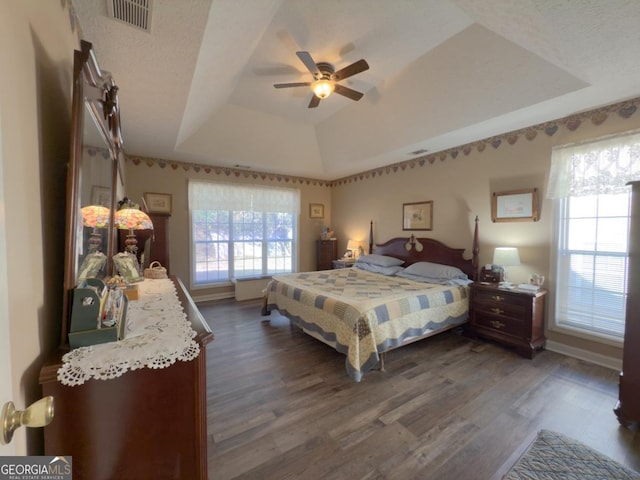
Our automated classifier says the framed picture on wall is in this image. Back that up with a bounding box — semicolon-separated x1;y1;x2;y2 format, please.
309;203;324;219
143;192;172;214
91;185;111;207
492;188;539;222
402;201;433;231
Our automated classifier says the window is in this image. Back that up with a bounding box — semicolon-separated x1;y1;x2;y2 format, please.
548;130;640;340
188;181;299;286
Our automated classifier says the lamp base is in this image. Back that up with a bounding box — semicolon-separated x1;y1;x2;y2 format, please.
125;231;138;256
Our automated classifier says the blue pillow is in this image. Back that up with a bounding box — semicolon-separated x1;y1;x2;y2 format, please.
354;263;405;276
355;254;404;267
403;261;466;280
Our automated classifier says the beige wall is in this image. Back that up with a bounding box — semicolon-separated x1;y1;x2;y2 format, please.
0;1;78;454
332;109;640;362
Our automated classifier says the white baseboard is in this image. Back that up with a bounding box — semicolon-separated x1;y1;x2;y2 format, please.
546;340;622;371
193;291;235;304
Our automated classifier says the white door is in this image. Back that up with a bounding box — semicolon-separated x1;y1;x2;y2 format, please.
0;109;16;454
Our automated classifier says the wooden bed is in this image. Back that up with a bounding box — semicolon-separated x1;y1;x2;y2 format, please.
262;218;479;381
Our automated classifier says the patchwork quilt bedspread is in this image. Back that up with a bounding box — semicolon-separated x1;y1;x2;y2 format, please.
265;268;469;381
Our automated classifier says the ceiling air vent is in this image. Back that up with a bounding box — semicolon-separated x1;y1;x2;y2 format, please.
410;148;429;155
107;0;152;32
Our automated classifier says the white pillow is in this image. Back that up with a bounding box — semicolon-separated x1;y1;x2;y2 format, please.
355;254;404;267
403;261;467;280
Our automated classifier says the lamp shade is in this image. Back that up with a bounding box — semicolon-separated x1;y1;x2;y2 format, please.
113;208;153;231
81;205;110;228
493;247;521;267
346;240;359;251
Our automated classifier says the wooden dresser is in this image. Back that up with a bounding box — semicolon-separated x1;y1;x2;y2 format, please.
39;277;214;480
316;239;338;270
469;282;547;358
615;180;640;429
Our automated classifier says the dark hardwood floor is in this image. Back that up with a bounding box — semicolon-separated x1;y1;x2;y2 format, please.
200;298;640;480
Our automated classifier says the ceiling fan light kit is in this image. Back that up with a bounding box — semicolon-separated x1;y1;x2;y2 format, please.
311;79;334;99
274;51;369;108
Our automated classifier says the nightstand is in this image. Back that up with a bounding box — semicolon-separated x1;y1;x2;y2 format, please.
332;259;355;269
469;282;547;358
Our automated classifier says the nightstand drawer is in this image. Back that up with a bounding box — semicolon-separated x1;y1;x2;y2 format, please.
475;312;525;337
474;301;526;320
474;289;531;307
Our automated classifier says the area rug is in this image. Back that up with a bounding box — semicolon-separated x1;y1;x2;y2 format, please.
503;429;640;479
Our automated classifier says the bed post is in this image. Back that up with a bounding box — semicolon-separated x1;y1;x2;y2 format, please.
369;220;374;254
472;216;479;281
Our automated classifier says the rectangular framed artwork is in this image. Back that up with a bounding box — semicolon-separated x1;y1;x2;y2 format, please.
492;188;539;222
402;201;433;231
309;203;324;219
144;192;172;214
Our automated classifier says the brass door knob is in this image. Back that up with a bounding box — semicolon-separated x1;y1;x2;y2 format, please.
1;396;54;445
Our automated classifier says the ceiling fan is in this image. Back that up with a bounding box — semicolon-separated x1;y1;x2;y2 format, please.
274;51;369;108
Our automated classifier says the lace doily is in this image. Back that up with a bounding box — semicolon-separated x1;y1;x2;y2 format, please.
58;278;201;386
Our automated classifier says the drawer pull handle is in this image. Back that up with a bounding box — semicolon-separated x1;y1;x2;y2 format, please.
491;295;505;302
490;307;504;315
489;320;505;329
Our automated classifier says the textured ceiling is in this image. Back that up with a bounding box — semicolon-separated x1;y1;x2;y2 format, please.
72;0;640;180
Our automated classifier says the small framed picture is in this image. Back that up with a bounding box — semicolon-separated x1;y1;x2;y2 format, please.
403;201;433;231
492;188;539;222
309;203;324;219
143;192;172;214
77;252;107;283
91;185;111;207
112;252;142;283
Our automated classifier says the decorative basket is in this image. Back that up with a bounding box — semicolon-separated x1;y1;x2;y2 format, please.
144;261;167;279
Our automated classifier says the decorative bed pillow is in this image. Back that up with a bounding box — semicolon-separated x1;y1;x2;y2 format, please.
403;261;466;280
354;263;405;276
355;254;404;267
396;271;472;286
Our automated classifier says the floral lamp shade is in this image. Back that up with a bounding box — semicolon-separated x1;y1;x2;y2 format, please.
81;205;110;228
81;205;111;253
113;208;153;256
113;208;154;231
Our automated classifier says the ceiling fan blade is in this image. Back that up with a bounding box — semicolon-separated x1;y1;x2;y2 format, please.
308;95;321;108
296;51;320;77
274;82;311;89
334;83;364;101
332;59;369;82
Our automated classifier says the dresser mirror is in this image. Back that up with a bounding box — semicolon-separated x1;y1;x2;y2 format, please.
61;40;124;346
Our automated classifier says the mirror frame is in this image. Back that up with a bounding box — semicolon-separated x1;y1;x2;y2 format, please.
61;41;124;347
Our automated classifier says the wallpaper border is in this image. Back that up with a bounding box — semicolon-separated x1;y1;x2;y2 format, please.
127;96;640;188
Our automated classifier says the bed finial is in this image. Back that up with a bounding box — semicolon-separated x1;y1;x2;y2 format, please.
369;220;374;254
472;216;479;281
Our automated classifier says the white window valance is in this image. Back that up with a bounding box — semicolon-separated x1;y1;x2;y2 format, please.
547;130;640;198
188;180;300;214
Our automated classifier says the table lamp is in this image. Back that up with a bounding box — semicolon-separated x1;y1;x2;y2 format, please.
113;207;153;256
81;205;110;253
493;247;521;284
346;240;360;259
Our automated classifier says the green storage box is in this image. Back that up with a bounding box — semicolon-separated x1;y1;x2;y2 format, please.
69;278;128;349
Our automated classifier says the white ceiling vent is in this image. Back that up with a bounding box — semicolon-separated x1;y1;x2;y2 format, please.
409;148;429;155
107;0;153;32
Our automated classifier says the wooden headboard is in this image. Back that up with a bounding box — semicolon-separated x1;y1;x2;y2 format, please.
372;217;479;280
